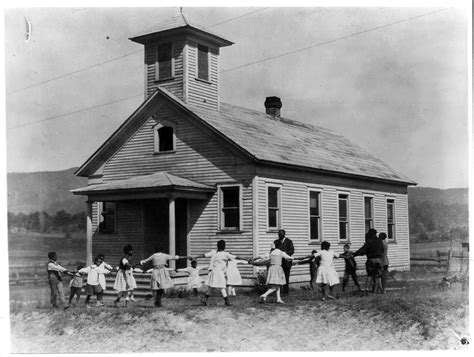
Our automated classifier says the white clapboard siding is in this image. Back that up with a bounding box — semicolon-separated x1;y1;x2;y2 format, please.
185;40;219;110
103;105;248;183
256;177;410;280
188;179;254;278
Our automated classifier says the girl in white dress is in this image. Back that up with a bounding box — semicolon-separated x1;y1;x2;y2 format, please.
251;247;293;304
140;245;191;307
113;244;136;307
202;240;251;306
314;241;342;300
176;260;207;296
226;259;247;296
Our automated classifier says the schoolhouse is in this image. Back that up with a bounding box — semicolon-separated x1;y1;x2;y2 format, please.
72;13;416;284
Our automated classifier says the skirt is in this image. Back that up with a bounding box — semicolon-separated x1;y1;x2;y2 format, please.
150;267;174;290
226;266;242;286
207;269;227;289
187;275;203;290
266;264;286;286
316;265;339;286
113;270;136;292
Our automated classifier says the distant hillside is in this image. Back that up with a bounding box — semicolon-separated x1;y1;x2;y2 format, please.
7;168;87;215
408;187;468;206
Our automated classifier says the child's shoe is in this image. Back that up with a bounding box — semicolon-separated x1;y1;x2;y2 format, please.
224;297;232;306
258;295;266;304
276;300;285;304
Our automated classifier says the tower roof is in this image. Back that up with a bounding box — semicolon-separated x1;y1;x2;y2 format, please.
129;12;233;47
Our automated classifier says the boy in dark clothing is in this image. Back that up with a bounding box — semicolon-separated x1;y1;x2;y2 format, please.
295;250;320;290
340;244;361;292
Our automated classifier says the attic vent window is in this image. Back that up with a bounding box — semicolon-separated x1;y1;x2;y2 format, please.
156;42;173;81
153;123;176;153
197;44;209;81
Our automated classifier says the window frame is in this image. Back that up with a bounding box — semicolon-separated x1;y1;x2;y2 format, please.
266;184;282;231
155;42;174;82
218;184;242;231
338;193;350;242
386;198;396;241
196;43;210;82
308;189;322;243
98;201;117;234
152;122;176;154
363;195;374;234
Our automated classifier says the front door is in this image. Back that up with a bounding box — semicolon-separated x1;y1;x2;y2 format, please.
143;198;188;269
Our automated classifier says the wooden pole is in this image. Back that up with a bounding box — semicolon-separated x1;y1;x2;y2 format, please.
169;197;176;269
86;201;93;266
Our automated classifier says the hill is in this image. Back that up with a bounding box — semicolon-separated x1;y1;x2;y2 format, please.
408;187;468;206
7;168;87;215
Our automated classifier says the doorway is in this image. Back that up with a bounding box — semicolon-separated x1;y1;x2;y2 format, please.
143;198;188;269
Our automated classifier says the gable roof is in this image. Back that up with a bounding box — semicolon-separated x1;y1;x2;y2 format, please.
76;87;415;186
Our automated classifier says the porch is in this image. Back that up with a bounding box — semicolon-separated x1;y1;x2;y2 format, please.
71;172;215;268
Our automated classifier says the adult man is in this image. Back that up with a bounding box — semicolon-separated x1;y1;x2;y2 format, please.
379;232;389;292
272;229;294;294
352;229;384;294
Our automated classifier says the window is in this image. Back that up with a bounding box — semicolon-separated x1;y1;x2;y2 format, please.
338;194;350;241
309;191;321;241
220;186;240;230
364;196;374;233
267;186;281;230
387;199;396;240
153;123;175;153
99;202;116;233
156;42;173;81
197;44;209;81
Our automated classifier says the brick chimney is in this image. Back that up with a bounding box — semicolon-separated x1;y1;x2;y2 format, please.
265;96;282;119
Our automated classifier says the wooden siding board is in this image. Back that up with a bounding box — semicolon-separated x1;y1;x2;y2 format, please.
256;176;410;279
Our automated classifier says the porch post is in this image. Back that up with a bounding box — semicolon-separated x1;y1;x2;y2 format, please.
169;197;176;269
86;201;93;266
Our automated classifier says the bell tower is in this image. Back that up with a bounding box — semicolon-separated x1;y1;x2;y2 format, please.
130;11;233;111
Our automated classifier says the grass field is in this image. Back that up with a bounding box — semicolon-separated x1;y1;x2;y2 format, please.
8;267;469;352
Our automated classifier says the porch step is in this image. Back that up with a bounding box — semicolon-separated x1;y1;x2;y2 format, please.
102;271;198;297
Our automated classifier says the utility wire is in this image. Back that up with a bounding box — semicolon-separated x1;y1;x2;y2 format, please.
206;7;268;28
7;8;268;95
220;7;449;74
8;94;143;129
7;8;448;130
7;50;143;95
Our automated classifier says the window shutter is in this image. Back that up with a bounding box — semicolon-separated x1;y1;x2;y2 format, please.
197;44;209;80
157;43;172;80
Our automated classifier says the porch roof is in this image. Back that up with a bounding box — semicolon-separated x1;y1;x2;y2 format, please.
71;171;215;200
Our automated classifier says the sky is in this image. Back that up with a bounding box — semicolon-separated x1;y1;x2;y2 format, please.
3;3;470;189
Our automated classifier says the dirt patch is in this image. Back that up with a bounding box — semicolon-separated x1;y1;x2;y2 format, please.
9;274;469;352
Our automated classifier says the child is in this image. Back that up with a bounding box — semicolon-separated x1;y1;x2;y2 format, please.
176;260;207;297
202;240;251;306
79;256;111;307
226;259;247;296
314;241;341;301
340;244;361;292
250;244;294;304
68;263;85;306
96;253;113;295
139;245;191;307
47;252;72;309
113;244;136;307
294;249;320;291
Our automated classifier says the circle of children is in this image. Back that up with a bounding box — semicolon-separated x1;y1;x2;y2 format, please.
46;228;389;309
